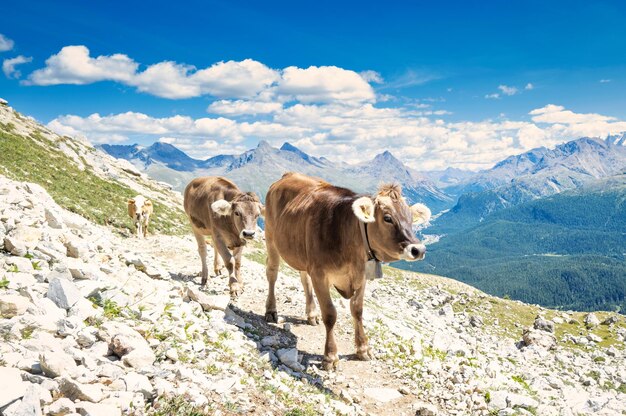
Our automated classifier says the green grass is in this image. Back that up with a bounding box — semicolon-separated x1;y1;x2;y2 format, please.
147;396;212;416
0;125;187;235
0;277;9;289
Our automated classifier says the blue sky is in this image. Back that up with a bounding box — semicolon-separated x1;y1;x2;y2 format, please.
1;0;626;169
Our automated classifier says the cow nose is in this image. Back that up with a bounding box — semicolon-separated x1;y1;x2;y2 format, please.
242;230;256;239
410;244;426;260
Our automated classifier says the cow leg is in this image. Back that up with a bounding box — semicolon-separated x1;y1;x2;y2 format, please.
143;218;149;238
213;237;237;298
312;276;339;370
194;232;209;287
210;238;224;276
351;281;372;361
230;246;244;297
264;238;281;323
135;221;142;239
300;271;320;325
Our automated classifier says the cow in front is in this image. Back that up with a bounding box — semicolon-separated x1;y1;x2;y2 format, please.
264;172;430;370
127;195;153;238
184;176;264;297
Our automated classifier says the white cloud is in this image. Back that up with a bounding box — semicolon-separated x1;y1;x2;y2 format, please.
2;55;32;78
27;45;138;85
485;93;500;100
524;83;534;90
359;70;384;84
25;46;377;104
498;85;518;96
276;65;375;103
599;79;611;83
207;100;283;116
0;34;14;52
48;103;626;171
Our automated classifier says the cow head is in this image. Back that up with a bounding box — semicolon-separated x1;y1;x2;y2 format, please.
211;192;264;240
128;196;152;223
351;184;431;262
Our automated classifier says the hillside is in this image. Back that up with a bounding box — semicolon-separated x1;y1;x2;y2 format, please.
99;141;454;213
0;102;187;236
0;103;624;415
401;176;626;312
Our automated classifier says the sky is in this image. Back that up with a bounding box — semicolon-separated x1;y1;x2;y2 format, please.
1;0;626;170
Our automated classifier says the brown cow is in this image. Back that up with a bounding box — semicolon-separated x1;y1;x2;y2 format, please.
264;172;431;370
184;177;264;297
127;195;153;238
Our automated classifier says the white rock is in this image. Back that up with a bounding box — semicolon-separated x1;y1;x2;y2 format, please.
65;240;90;259
47;278;81;310
363;387;403;403
2;384;42;416
276;348;303;371
4;236;28;256
40;351;79;378
584;313;600;328
58;378;103;403
122;372;153;399
187;286;230;311
0;294;31;318
48;398;75;415
414;401;439;415
6;257;34;272
75;402;121;416
45;208;65;229
0;367;28;408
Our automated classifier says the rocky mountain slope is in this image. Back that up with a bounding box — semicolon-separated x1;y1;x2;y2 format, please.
1;102;625;416
1;173;626;416
98;141;453;213
438;135;626;230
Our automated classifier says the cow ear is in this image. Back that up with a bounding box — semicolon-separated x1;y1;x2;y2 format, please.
352;197;376;223
145;200;152;206
257;202;265;217
411;203;431;225
128;199;135;205
211;199;232;216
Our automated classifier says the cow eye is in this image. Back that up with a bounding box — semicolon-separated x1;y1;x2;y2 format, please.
234;211;240;217
383;214;393;223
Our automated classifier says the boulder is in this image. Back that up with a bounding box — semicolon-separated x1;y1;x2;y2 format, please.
58;378;103;403
533;316;555;333
0;367;28;408
522;328;556;350
4;236;27;256
47;398;75;415
40;351;79;378
122;372;153;399
187;286;230;311
47;278;81;310
584;313;600;328
363;387;403;403
75;402;121;416
276;348;303;371
0;294;31;318
44;208;65;229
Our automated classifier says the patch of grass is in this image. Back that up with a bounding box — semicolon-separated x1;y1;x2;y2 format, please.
20;326;35;339
205;364;220;376
0;126;187;235
512;375;532;394
484;391;491;403
0;277;9;289
7;264;19;273
147;395;212;416
423;345;447;361
31;261;42;271
284;406;319;416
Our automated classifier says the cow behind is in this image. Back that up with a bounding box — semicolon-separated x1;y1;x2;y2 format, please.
184;176;263;297
264;172;430;370
127;195;153;238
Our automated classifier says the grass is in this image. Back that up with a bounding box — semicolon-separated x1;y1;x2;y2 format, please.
0;125;187;235
0;277;9;289
147;396;213;416
20;326;35;339
511;375;533;394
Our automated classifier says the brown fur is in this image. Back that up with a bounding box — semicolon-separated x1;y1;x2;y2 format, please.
183;176;262;296
264;172;424;369
127;197;153;238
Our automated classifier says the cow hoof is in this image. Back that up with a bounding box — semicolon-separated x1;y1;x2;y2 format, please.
229;283;243;298
321;357;339;371
356;347;373;361
307;314;321;326
265;311;278;323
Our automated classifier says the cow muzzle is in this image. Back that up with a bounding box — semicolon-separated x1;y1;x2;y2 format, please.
241;230;256;240
402;244;426;261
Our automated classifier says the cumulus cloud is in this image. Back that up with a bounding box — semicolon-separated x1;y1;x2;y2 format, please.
599;79;611;83
276;65;376;103
524;83;534;90
2;55;32;78
48;103;626;171
0;34;14;52
25;46;377;104
207;100;283;116
486;83;534;99
485;93;500;100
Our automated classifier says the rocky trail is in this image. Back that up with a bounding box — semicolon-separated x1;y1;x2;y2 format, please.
1;174;626;416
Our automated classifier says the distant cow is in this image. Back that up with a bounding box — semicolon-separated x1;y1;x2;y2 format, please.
184;177;264;297
264;173;430;370
127;195;153;238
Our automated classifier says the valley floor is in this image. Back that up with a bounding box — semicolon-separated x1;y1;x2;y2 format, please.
1;175;626;416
